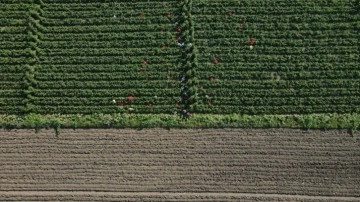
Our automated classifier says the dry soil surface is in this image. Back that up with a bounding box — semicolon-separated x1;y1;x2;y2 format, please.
0;128;359;201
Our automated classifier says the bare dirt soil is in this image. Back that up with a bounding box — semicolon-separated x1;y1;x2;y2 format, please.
0;128;359;201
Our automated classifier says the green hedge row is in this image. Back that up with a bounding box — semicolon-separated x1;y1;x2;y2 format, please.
1;113;359;136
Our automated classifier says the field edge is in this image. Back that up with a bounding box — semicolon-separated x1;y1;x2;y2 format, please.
0;113;359;134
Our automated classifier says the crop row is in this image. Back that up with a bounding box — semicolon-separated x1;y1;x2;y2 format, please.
0;106;23;114
196;22;356;32
32;37;353;49
195;38;358;47
0;98;23;105
28;87;360;102
43;2;177;13
38;55;178;65
32;71;357;81
193;104;359;115
194;54;355;63
41;16;174;26
33;80;180;89
194;30;358;40
31;97;178;106
198;79;360;89
39;33;175;42
37;39;175;49
28;105;178;114
193;0;355;12
196;45;357;55
0;18;27;26
200;96;360;106
0;42;28;49
35;69;178;77
195;70;360;80
33;83;182;96
43;24;177;34
37;48;179;57
33;64;179;73
11;62;357;75
195;62;359;71
0;26;26;33
0;57;35;65
193;13;358;23
199;87;360;97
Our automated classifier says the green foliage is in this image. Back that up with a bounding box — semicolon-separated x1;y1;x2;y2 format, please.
1;114;359;134
0;0;359;131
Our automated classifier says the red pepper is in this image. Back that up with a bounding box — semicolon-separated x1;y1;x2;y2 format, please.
213;58;219;65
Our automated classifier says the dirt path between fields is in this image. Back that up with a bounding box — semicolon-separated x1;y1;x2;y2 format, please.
0;191;359;201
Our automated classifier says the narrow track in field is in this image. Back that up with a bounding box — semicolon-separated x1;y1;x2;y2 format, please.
0;191;359;201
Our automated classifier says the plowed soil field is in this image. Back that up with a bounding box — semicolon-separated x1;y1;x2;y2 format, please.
0;129;359;201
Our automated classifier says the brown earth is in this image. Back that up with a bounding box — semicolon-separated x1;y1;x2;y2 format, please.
0;128;359;201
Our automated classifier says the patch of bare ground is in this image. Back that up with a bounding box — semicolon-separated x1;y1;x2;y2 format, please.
0;128;359;201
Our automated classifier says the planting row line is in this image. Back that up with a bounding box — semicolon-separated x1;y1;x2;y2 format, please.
33;64;179;73
36;39;176;49
31;97;178;106
39;33;175;41
38;55;178;65
196;62;359;71
42;25;177;34
40;16;175;26
194;54;355;63
33;81;182;91
193;1;354;11
0;106;22;114
193;104;359;114
0;42;28;49
26;105;178;114
197;79;360;89
194;29;357;40
28;30;359;41
20;96;360;108
196;70;360;80
23;88;360;98
195;37;358;46
43;2;177;12
29;62;359;73
36;48;179;57
198;96;360;106
28;43;357;55
30;71;359;81
41;14;176;22
20;79;360;90
3;62;358;74
29;69;360;80
195;22;356;32
193;13;357;23
33;78;180;86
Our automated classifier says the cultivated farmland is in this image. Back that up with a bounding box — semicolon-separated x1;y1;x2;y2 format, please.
0;0;359;116
0;128;359;201
1;0;360;201
192;0;360;114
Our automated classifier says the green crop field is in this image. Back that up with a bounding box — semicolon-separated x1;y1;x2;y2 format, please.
0;0;359;129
